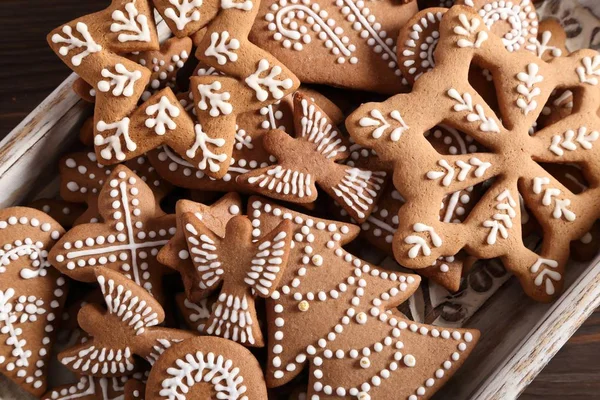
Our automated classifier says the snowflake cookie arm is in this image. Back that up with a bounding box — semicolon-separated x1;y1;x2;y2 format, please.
153;0;220;38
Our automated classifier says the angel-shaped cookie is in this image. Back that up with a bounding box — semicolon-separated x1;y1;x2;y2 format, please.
59;268;194;377
181;214;292;346
239;92;387;222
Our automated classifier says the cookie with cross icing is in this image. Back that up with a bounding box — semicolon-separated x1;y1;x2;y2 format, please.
179;213;292;346
249;0;419;94
59;268;195;377
50;165;176;300
145;336;268;399
0;207;67;396
239;92;387;223
157;193;242;302
346;5;600;302
59;150;172;225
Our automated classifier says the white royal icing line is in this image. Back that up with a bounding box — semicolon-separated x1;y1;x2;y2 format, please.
405;223;442;259
204;31;240;65
516;63;543;115
549;127;599;156
530;257;560;295
51;22;102;66
482;189;517;245
245;59;294;101
164;0;203;31
110;0;151;43
532;177;576;222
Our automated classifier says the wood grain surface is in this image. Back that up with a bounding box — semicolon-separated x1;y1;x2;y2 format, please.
0;1;599;399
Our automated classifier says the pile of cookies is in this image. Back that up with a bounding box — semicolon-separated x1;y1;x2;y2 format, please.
1;0;599;398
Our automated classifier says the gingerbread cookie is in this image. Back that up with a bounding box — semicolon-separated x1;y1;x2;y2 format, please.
59;268;195;377
42;376;131;400
175;292;216;334
151;87;343;192
29;199;86;229
456;0;538;52
72;36;194;104
157;193;242;301
248;198;479;395
180;214;292;346
346;6;600;302
145;336;268;399
50;165;176;299
249;0;419;94
239;92;387;223
59;150;172;225
0;207;67;396
49;0;300;180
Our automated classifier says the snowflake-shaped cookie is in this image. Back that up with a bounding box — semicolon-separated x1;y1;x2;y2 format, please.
346;6;600;302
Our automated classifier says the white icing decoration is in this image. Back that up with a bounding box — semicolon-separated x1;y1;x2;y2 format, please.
184;223;223;290
453;14;488;49
549;127;599;156
187;124;228;172
525;31;562;59
300;97;346;158
110;0;151;43
235;128;253;150
97;63;143;97
249;200;419;382
331;168;386;220
95;118;137;161
46;376;127;400
0;288;46;368
158;351;248;400
0;239;51;279
51;22;102;66
58;172;172;292
221;0;253;11
197;81;233;117
516;63;543;115
146;338;184;365
244;231;288;296
61;344;134;376
530;257;560;295
532;177;576;222
426;158;491;187
245;59;294;101
145;96;181;135
576;55;600;85
470;0;537;52
265;0;356;64
447;89;500;133
246;166;313;198
164;0;203;31
204;31;240;65
183;298;211;332
405;223;442;259
401;11;444;81
97;274;159;335
358;109;408;142
483;189;517;245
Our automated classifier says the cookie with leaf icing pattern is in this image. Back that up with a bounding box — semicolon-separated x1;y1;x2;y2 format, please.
59;268;194;377
48;0;300;180
0;207;67;396
145;336;268;399
249;0;418;94
50;165;176;300
59;150;172;225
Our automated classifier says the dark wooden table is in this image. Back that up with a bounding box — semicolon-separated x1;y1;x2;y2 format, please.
1;1;599;398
